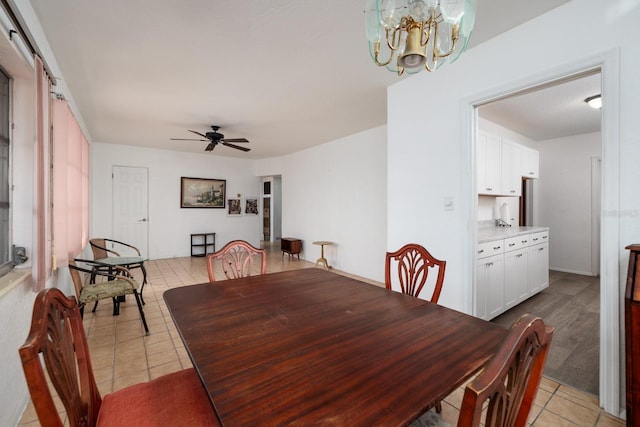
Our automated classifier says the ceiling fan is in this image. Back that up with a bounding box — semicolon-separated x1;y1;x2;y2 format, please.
171;125;250;152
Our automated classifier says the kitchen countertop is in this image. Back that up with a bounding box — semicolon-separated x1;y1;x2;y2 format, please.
478;225;549;243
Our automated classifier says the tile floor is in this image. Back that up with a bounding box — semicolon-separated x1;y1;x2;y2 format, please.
18;243;624;426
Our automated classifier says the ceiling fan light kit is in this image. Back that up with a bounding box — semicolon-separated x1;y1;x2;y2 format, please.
365;0;477;75
171;125;251;152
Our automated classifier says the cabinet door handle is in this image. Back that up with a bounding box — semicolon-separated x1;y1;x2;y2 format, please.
493;246;501;250
478;249;484;254
542;235;548;239
529;171;535;175
532;237;538;241
508;243;515;247
521;240;528;244
486;187;493;191
538;247;544;252
486;262;493;267
516;254;523;258
510;190;516;193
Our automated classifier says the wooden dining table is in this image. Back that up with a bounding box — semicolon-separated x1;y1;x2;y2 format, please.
163;268;507;426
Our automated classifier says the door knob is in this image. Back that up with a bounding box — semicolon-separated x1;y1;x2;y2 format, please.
139;218;147;222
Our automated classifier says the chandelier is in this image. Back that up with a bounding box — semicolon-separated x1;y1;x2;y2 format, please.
365;0;477;75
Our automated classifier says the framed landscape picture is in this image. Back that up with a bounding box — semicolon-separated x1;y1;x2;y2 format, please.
180;177;226;208
244;197;259;215
227;197;242;216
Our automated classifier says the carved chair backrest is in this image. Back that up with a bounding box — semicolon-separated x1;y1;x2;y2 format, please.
457;314;554;427
384;243;446;303
19;288;102;427
206;240;267;282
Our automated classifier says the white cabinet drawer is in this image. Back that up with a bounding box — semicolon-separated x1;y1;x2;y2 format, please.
529;231;549;245
477;240;504;258
504;234;530;252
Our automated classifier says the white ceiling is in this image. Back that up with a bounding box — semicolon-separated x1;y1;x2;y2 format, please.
28;0;582;159
479;72;602;141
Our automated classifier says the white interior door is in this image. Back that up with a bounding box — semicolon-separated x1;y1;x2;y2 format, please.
112;166;149;257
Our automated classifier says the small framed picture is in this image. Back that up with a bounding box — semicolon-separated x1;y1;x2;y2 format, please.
244;197;259;215
227;198;242;216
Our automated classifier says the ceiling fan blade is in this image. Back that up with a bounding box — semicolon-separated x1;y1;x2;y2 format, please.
222;142;251;152
171;138;208;141
221;138;249;143
205;143;216;151
188;130;208;138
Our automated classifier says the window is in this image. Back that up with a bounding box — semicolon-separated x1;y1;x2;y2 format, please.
0;67;10;277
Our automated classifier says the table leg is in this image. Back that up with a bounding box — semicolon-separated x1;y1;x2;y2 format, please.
315;244;331;269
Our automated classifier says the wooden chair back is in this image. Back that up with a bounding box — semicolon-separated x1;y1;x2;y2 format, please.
457;314;554;427
385;243;446;302
19;288;102;427
68;260;86;302
90;238;142;258
206;240;267;282
89;238;111;259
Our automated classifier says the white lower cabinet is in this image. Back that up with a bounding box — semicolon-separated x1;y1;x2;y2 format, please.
476;253;504;320
529;242;549;294
476;230;549;320
504;247;528;310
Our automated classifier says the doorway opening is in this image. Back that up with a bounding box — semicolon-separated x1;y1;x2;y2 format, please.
475;70;602;396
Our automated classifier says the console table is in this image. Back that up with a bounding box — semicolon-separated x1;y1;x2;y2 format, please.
281;238;302;260
191;233;216;257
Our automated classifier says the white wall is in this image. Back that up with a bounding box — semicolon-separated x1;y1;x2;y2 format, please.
0;19;37;427
387;0;640;415
536;132;601;275
91;143;262;258
92;125;387;281
257;125;388;282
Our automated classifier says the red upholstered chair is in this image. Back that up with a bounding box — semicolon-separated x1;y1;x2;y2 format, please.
206;240;267;282
385;243;446;303
19;288;220;427
457;314;554;427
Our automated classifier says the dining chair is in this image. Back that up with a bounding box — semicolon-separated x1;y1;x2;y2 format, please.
90;237;148;302
19;287;220;427
68;259;149;334
206;239;267;282
457;313;554;427
385;243;446;303
386;243;446;413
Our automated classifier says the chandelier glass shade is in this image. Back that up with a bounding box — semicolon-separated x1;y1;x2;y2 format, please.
365;0;477;75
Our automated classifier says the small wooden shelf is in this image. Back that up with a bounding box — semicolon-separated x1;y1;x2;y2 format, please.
281;238;302;260
191;233;216;257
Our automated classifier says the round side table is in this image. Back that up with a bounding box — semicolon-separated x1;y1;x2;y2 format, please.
312;241;333;269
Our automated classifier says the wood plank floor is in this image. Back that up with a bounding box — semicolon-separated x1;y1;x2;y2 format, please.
492;270;600;396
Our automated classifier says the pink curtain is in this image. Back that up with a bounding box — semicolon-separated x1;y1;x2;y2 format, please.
52;99;89;266
34;55;52;291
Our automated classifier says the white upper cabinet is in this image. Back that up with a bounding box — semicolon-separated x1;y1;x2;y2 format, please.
477;131;538;195
477;132;502;195
521;146;540;179
501;140;522;197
